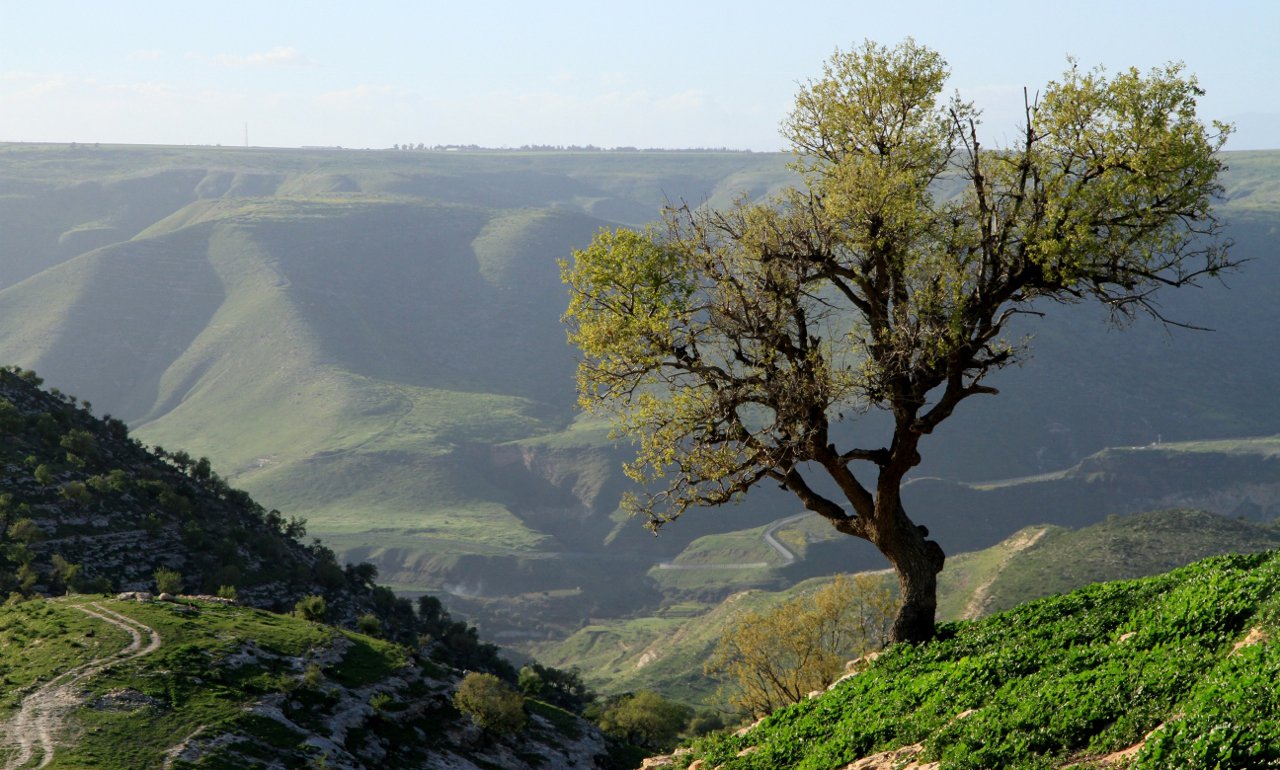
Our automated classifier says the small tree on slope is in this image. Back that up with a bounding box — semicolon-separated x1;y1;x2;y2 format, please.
561;39;1233;643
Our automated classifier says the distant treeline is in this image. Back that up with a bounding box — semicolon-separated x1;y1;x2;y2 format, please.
389;143;755;152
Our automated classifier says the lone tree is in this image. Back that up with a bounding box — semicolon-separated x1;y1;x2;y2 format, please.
561;40;1232;643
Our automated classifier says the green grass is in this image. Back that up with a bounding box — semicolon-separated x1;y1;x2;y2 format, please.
678;549;1280;769
0;598;131;715
326;629;408;687
0;596;335;768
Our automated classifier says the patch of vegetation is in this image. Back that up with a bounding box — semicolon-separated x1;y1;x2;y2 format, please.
677;550;1280;769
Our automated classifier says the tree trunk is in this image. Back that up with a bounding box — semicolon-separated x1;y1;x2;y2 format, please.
879;512;946;644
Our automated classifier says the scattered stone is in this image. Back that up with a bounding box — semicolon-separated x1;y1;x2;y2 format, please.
185;594;237;605
840;742;934;770
92;688;162;712
846;651;881;673
158;592;175;602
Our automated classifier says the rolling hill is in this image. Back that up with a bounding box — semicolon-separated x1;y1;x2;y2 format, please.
0;594;616;770
2;143;1279;641
0;357;628;770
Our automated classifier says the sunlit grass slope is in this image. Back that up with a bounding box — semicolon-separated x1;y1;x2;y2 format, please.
678;549;1280;769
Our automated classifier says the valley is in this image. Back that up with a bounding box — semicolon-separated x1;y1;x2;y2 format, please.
2;143;1280;701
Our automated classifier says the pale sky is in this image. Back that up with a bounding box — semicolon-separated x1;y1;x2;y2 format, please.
2;0;1277;151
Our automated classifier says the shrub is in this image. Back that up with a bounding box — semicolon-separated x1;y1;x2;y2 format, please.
453;672;527;736
216;585;238;600
595;690;692;751
705;573;895;717
294;594;327;622
356;613;382;637
153;567;183;595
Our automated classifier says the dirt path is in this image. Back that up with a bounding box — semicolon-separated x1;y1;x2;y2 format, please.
0;601;161;770
959;527;1049;621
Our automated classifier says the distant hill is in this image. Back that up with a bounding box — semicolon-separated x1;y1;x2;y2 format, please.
2;143;1279;640
668;548;1280;768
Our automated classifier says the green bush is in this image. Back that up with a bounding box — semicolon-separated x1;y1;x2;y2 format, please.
595;690;692;751
453;672;526;736
153;567;183;595
294;594;327;622
356;613;382;637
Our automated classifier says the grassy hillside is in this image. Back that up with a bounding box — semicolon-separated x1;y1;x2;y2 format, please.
673;549;1280;769
0;595;612;770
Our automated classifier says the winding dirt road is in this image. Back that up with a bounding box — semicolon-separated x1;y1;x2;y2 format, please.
654;512;813;570
0;601;161;770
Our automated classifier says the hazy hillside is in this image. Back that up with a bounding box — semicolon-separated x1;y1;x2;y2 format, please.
1;143;1279;639
0;365;385;623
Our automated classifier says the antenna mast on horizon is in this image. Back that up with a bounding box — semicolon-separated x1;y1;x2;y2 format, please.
244;122;249;148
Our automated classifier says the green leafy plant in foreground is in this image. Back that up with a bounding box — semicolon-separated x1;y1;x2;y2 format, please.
680;551;1280;770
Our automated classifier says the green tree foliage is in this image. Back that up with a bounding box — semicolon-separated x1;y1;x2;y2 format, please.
32;464;54;487
0;399;21;433
416;595;515;679
7;518;43;545
594;690;692;752
356;612;382;637
705;574;895;717
453;671;527;736
517;663;595;714
561;39;1232;643
153;567;184;595
294;594;327;622
49;554;80;595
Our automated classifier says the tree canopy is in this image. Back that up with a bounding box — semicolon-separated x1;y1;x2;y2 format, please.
561;39;1233;643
